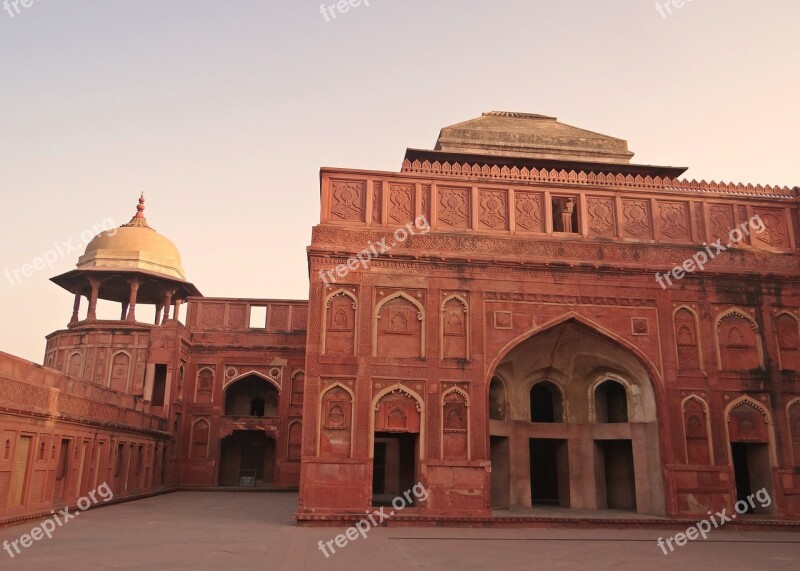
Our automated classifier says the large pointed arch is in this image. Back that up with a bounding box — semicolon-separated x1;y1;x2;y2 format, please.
223;370;281;392
485;312;665;397
485;312;667;515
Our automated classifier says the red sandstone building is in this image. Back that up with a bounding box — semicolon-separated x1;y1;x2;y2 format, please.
2;113;799;526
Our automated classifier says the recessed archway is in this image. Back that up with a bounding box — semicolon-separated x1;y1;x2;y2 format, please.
224;374;279;417
487;317;664;515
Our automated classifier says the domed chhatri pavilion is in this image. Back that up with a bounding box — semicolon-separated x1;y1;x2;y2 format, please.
50;194;200;327
1;113;800;528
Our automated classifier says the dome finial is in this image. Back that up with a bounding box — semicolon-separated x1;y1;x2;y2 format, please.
123;193;153;230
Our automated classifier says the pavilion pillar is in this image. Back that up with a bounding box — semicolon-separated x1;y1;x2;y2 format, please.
561;199;575;233
70;293;81;325
173;298;183;323
161;290;175;325
86;279;100;320
120;302;129;321
126;279;140;321
155;303;163;325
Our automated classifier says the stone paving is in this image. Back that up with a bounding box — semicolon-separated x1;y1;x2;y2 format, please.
1;492;798;570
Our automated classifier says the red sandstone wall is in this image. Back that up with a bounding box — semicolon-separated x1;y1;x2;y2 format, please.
299;167;800;519
0;352;170;525
178;298;307;488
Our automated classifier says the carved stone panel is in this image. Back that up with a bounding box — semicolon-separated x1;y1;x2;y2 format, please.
674;309;701;370
586;196;616;238
438;187;471;230
269;305;290;332
372;181;382;225
656;201;691;242
442;391;468;460
514;191;545;233
442;298;467;360
420;185;431;221
683;398;710;465
754;209;789;248
777;314;800;371
718;313;760;370
478;189;508;230
330;180;366;223
622;199;652;239
376;296;423;359
708;204;735;243
325;292;356;355
200;303;224;330
374;389;421;433
228;304;247;330
728;402;769;443
389;184;414;225
292;305;308;331
320;386;352;458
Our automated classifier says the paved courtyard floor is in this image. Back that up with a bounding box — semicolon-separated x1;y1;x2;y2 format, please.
1;492;798;570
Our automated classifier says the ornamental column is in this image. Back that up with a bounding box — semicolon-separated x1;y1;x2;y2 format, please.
70;293;81;325
561;199;576;233
161;289;175;325
126;279;140;321
173;299;183;323
86;279;100;320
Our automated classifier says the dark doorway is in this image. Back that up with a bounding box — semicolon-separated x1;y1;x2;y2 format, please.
595;381;628;423
218;431;275;486
598;440;636;511
530;439;569;507
490;436;511;509
372;432;416;506
731;442;775;515
152;364;167;407
530;382;562;423
250;397;265;417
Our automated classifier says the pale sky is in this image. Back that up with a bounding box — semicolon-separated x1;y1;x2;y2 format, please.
1;0;798;362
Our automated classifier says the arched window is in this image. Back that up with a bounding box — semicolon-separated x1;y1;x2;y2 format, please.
224;375;279;417
530;381;563;423
290;371;305;406
595;380;628;423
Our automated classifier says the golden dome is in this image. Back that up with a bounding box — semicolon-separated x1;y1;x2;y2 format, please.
77;195;187;280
